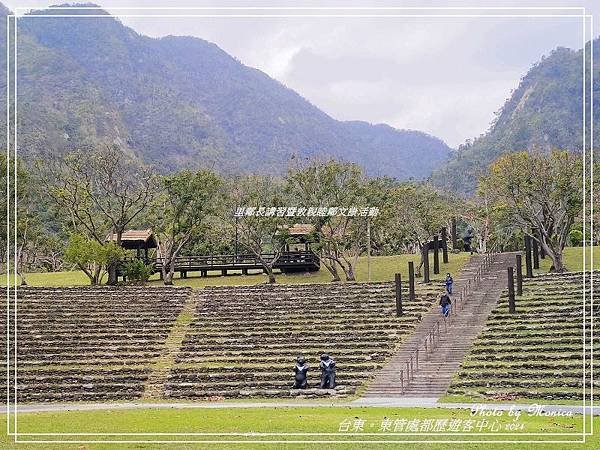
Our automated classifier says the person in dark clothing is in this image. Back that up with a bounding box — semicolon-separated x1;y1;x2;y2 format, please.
445;273;454;294
439;292;452;317
464;228;474;255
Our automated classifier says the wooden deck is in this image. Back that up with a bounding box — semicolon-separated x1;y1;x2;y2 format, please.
119;251;320;278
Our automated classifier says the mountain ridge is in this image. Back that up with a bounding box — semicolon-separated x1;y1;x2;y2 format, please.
0;2;452;179
430;40;600;193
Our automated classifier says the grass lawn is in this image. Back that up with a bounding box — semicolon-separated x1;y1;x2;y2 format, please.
536;245;598;274
1;406;596;449
15;245;598;288
438;394;588;407
15;252;471;288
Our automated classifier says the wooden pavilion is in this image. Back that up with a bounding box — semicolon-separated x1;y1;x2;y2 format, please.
107;229;158;261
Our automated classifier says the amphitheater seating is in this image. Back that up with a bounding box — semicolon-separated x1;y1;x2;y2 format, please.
0;280;440;402
446;272;599;401
0;286;189;402
166;282;438;399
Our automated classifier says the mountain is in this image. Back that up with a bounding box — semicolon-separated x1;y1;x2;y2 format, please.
0;3;451;179
430;40;600;194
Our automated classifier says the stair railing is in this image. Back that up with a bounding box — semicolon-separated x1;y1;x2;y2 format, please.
398;247;498;393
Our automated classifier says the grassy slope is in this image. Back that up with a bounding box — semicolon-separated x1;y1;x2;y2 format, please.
1;406;596;449
16;246;597;288
536;245;599;274
16;252;471;288
440;246;597;405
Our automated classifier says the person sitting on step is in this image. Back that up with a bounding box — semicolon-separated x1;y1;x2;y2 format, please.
439;292;452;317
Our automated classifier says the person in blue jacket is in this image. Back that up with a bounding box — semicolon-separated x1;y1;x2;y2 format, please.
445;273;454;294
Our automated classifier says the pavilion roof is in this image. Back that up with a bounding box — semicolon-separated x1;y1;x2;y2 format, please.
106;229;158;249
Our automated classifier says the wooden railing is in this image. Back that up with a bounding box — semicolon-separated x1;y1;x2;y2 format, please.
119;250;320;272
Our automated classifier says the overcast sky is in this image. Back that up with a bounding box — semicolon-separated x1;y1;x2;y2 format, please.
5;1;600;148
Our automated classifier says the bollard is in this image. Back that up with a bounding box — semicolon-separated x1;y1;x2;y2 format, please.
433;235;440;275
441;226;449;264
507;267;516;314
516;254;523;296
408;261;416;301
395;273;403;316
532;238;540;269
451;217;458;249
525;236;533;278
423;244;431;283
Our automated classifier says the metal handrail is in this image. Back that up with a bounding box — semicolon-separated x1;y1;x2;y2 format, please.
398;249;497;392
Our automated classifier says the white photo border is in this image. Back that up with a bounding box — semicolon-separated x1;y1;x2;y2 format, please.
5;4;594;445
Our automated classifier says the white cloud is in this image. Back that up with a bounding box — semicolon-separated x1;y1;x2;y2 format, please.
5;0;599;147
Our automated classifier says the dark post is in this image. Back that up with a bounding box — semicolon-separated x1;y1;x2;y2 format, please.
451;217;458;249
433;235;440;275
235;215;239;258
532;238;540;269
515;254;523;296
422;244;430;283
540;244;545;259
395;273;403;316
408;261;415;301
441;227;449;264
507;267;516;314
524;236;533;278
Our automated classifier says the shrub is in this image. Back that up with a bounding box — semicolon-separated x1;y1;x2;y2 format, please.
568;229;583;247
122;259;154;285
454;238;465;252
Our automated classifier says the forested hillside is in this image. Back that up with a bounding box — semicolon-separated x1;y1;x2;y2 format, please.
431;40;600;194
0;3;450;179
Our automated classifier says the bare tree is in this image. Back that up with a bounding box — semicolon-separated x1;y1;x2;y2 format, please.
38;145;157;283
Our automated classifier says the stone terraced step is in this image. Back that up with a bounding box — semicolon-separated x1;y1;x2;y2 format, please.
362;253;516;399
1;286;190;402
165;281;438;399
166;387;351;399
445;270;595;402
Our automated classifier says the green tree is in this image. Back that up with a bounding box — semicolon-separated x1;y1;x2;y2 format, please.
227;176;289;284
121;259;153;285
64;234;125;285
153;169;223;285
386;183;453;276
479;150;582;272
286;160;371;282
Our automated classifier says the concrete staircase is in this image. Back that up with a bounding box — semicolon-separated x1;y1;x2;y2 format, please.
362;252;516;399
